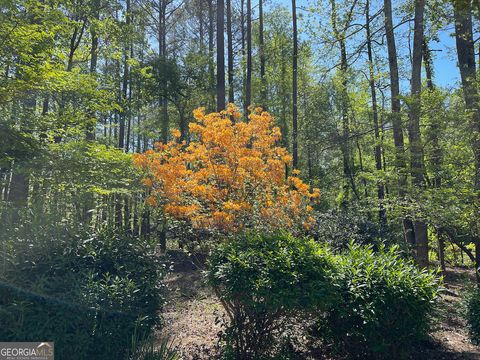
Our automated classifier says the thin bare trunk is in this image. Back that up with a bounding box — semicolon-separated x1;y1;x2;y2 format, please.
259;0;266;107
384;0;415;246
226;0;234;104
292;0;298;168
216;0;226;110
245;0;252;116
366;0;386;224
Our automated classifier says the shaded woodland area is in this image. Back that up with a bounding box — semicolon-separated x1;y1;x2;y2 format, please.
1;0;480;359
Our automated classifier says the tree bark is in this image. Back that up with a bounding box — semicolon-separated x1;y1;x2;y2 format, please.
259;0;266;107
8;163;29;211
384;0;416;246
119;0;131;150
245;0;252;117
159;0;169;144
366;0;386;225
86;0;100;141
408;0;428;268
240;0;246;108
208;0;216;111
226;0;234;104
453;0;480;281
424;38;445;270
331;0;358;201
292;0;298;168
216;0;226;111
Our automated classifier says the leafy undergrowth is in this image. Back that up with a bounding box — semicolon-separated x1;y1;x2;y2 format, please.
157;253;480;360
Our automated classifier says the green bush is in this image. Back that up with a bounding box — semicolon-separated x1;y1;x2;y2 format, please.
207;232;337;359
466;286;480;344
315;243;440;359
128;336;179;360
309;208;397;250
0;225;165;360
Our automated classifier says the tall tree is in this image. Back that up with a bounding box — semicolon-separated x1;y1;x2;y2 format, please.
423;38;446;271
226;0;234;104
384;0;416;246
453;0;480;279
208;0;215;110
240;0;246;106
86;0;100;141
292;0;298;168
153;0;170;144
216;0;226;110
119;0;131;150
365;0;386;225
330;0;358;201
245;0;252;116
259;0;266;107
408;0;428;268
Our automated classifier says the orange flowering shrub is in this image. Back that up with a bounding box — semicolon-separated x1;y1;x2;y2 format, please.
133;104;320;233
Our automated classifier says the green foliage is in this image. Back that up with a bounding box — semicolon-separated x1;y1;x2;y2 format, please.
466;287;480;344
0;222;165;360
128;335;179;360
41;141;139;195
0;123;40;167
315;243;441;359
310;208;396;249
207;232;337;359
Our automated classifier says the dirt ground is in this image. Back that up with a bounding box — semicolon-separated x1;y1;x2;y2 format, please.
414;267;480;360
158;255;480;359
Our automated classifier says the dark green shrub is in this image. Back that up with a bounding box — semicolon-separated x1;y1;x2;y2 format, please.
0;225;165;360
207;232;337;359
128;336;179;360
315;243;440;359
467;286;480;344
309;209;396;250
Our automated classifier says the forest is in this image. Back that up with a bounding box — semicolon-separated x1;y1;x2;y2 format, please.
0;0;479;358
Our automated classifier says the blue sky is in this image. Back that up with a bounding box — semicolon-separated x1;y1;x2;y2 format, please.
267;0;461;90
430;29;459;89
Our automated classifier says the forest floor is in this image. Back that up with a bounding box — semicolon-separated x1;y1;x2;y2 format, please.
157;252;480;359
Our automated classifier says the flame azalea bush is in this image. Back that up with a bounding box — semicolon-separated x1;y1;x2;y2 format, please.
133;104;320;234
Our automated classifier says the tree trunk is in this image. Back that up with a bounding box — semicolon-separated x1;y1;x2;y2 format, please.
86;0;100;141
292;0;298;168
178;105;188;142
115;195;123;229
240;0;246;107
259;0;266;107
226;0;234;104
245;0;252;116
438;230;446;272
126;42;134;152
159;216;167;253
453;0;480;281
8;163;29;211
423;39;442;187
424;38;445;270
384;0;416;246
84;6;100;221
141;209;150;238
208;0;216;111
159;0;169;144
119;0;130;150
216;0;226;111
408;0;428;268
331;0;357;201
198;0;205;52
366;0;386;225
